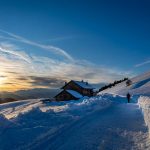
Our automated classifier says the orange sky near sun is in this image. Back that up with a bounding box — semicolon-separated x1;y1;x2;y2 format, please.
0;75;31;92
0;83;31;92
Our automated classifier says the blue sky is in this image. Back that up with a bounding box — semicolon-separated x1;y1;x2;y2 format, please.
0;0;150;91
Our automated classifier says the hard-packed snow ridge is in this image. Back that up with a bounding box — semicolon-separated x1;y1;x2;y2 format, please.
138;96;150;136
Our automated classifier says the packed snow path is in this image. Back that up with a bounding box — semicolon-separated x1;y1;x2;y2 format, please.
26;102;149;150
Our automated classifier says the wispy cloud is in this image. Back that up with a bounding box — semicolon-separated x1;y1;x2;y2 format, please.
29;76;66;88
0;29;74;61
135;60;150;67
0;43;31;63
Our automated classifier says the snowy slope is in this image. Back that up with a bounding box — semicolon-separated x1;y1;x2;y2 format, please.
0;94;149;150
98;71;150;96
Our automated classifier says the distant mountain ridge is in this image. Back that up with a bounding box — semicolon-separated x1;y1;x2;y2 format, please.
0;88;60;104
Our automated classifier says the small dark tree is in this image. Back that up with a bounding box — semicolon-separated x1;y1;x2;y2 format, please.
126;80;132;86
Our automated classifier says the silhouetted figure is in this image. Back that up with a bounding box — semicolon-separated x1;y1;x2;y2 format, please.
127;93;131;103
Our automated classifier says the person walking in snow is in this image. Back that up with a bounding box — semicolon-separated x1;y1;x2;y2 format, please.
127;93;131;103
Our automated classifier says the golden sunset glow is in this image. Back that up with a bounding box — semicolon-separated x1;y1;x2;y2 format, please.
0;72;31;92
0;73;7;87
0;79;34;91
0;77;5;85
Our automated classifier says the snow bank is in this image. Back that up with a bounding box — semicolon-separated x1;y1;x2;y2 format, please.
138;96;150;135
37;95;113;117
0;94;127;120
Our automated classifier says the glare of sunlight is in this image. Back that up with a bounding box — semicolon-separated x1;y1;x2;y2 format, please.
0;75;6;86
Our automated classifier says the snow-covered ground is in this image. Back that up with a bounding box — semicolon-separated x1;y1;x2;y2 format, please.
0;71;150;150
0;95;113;150
0;94;149;150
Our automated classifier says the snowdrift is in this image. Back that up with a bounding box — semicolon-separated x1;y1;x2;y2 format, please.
138;96;150;136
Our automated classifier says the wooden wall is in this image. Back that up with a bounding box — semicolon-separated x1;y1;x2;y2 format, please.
55;90;77;101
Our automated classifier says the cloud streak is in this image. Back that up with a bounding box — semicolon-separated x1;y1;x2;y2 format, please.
0;43;31;63
29;76;66;87
0;29;74;61
135;60;150;67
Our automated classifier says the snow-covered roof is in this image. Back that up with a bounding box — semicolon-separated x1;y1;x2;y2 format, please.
72;80;94;89
66;90;83;99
